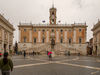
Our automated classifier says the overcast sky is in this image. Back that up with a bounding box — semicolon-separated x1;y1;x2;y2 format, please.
0;0;100;44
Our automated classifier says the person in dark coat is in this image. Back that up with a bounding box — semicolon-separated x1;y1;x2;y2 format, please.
0;52;13;75
23;51;26;58
32;51;34;56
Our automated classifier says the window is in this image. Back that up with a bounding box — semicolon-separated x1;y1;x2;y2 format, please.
24;29;26;32
42;29;45;32
52;12;54;15
52;29;54;32
42;38;45;43
52;19;54;22
33;29;36;32
60;29;63;34
69;30;71;32
79;37;82;44
61;38;63;43
69;38;72;44
34;38;36;43
42;29;45;34
24;37;26;43
79;29;82;32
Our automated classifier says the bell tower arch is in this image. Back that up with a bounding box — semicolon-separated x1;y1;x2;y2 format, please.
49;4;57;25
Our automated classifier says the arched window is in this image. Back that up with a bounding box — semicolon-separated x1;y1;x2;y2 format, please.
24;29;26;32
24;37;26;43
61;38;63;43
79;29;82;32
52;19;54;22
42;38;45;43
34;38;36;43
42;29;45;34
69;30;72;33
60;29;63;34
69;38;72;44
52;29;54;32
79;37;82;44
52;12;54;15
33;29;36;32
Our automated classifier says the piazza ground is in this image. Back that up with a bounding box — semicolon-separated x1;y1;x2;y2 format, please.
6;55;100;75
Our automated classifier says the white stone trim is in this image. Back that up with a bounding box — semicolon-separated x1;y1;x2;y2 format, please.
64;31;67;43
46;31;49;42
56;31;59;42
73;29;76;43
2;29;4;51
19;30;21;42
30;30;32;42
38;31;41;42
8;33;9;50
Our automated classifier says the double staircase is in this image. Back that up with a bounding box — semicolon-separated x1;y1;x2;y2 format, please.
32;43;80;55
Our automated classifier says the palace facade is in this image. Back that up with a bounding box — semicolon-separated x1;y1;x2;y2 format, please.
18;6;87;55
92;20;100;56
0;14;15;53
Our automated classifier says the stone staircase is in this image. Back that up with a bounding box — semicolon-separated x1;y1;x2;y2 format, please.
32;43;81;55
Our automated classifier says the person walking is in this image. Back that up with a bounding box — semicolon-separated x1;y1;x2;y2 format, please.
0;52;13;75
0;52;2;57
23;51;26;58
32;51;34;56
48;51;52;61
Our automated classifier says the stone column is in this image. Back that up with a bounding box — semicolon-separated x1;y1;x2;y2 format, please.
30;29;32;42
0;29;2;51
0;44;1;51
2;29;4;52
10;34;13;51
97;33;100;55
85;28;87;43
73;29;76;44
46;31;49;43
64;30;67;43
93;35;96;55
38;31;41;43
56;30;59;43
19;30;21;42
7;33;9;51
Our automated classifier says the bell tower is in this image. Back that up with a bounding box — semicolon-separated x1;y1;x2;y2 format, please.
49;4;57;25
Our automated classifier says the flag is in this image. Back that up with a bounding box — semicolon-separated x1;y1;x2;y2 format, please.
58;20;61;23
42;20;45;23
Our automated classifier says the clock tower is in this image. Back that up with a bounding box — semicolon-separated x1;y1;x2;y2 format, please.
49;5;57;25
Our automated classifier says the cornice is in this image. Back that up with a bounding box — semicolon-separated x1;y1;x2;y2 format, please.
92;21;100;31
0;14;15;30
18;23;87;28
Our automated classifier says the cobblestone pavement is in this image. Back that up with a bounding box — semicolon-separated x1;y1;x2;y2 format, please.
1;55;100;75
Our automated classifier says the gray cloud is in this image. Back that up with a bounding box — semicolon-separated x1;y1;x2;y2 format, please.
72;0;83;8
